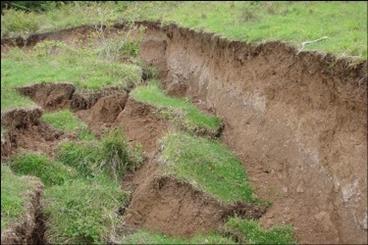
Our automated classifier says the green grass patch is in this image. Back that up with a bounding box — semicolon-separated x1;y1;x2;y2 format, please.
9;152;77;186
161;132;254;203
1;2;366;57
120;230;235;244
225;217;296;244
56;128;143;181
131;83;222;135
1;87;35;111
1;41;142;90
1;166;37;230
44;176;127;244
41;110;94;140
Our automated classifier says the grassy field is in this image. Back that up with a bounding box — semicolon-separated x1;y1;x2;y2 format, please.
131;83;222;136
1;1;367;57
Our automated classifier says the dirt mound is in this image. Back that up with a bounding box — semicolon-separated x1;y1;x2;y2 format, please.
76;91;128;135
70;87;128;111
86;92;128;123
1;177;45;244
18;82;75;110
124;173;265;237
139;22;368;244
1;108;64;159
1;107;43;129
124;175;225;236
114;98;168;155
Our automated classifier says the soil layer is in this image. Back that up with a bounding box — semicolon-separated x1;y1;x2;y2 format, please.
138;22;368;244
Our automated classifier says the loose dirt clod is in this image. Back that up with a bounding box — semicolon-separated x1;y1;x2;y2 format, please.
1;107;64;159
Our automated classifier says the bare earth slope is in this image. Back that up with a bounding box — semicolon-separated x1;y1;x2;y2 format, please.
139;22;367;244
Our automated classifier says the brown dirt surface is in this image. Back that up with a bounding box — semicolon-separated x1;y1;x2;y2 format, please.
17;82;75;110
1;107;64;159
139;22;368;244
1;177;45;245
114;97;169;156
76;90;129;135
124;172;266;237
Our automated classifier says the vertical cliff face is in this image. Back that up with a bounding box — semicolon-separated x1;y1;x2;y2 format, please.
139;22;367;244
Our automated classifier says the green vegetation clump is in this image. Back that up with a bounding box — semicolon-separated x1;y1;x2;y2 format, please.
131;83;222;135
161;132;254;203
56;128;143;180
41;110;94;140
1;166;37;230
9;153;77;186
225;217;296;244
0;87;35;111
120;230;235;244
44;176;127;244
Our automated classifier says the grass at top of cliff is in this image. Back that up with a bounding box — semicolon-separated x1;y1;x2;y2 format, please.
1;166;37;230
224;217;296;244
41;110;94;140
160;132;256;204
131;83;222;136
1;40;142;91
44;176;128;244
1;2;366;57
119;230;235;244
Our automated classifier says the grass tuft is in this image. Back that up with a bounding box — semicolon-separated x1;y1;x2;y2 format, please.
120;230;235;244
225;217;296;244
131;83;222;136
9;152;77;186
44;176;127;244
161;132;254;203
56;128;143;180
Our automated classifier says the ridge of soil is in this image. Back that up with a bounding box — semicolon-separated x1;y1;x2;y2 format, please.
1;177;45;244
17;82;75;111
138;21;367;244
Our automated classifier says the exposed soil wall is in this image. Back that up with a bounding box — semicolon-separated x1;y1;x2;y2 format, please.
138;22;368;244
1;107;64;158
